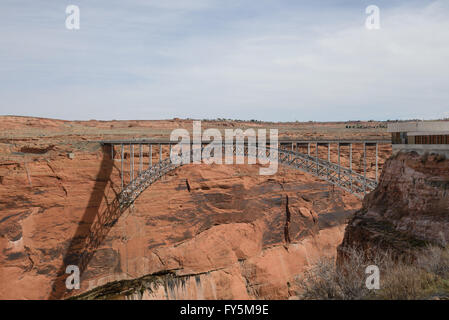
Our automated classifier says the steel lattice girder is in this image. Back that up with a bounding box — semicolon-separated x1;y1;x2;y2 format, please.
118;146;377;210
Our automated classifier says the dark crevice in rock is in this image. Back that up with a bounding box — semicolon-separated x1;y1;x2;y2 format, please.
284;195;291;245
20;145;55;154
24;246;35;272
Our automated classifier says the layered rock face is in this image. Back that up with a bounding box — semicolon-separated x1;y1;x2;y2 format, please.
0;145;361;300
338;151;449;260
0;116;391;300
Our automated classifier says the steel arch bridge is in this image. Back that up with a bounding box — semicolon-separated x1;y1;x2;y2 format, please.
50;138;389;300
101;139;390;212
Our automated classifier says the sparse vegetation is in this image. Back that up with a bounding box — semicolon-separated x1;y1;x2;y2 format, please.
296;246;449;300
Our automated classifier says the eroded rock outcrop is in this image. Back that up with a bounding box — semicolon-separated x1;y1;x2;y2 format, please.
68;162;359;300
0;116;391;300
338;151;449;261
0;146;360;300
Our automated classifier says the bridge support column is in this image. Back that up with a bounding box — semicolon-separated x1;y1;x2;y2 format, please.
111;144;114;160
338;143;341;183
131;144;134;184
349;144;352;171
139;144;143;174
349;143;353;192
376;142;379;182
149;144;152;167
121;144;124;190
316;143;318;173
159;144;162;163
364;142;367;195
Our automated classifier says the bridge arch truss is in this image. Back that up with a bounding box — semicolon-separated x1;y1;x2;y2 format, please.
101;139;391;211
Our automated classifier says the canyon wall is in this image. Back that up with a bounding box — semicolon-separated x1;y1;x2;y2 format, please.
0;116;390;300
0;144;362;299
338;151;449;261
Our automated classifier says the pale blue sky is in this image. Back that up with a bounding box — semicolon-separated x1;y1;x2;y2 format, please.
0;0;448;121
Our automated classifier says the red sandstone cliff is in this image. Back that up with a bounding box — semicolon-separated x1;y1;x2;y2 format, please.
0;145;361;299
0;116;390;300
338;151;449;261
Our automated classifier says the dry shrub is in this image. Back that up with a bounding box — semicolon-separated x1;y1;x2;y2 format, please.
297;246;449;300
297;248;387;300
376;264;433;300
296;257;342;300
416;245;449;278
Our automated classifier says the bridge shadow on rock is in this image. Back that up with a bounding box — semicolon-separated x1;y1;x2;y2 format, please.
48;145;123;300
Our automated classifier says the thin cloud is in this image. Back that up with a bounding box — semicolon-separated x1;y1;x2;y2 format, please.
0;0;448;121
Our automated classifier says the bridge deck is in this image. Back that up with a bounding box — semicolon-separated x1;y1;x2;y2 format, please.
100;139;391;145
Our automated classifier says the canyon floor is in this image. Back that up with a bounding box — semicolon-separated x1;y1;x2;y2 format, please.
0;116;391;299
